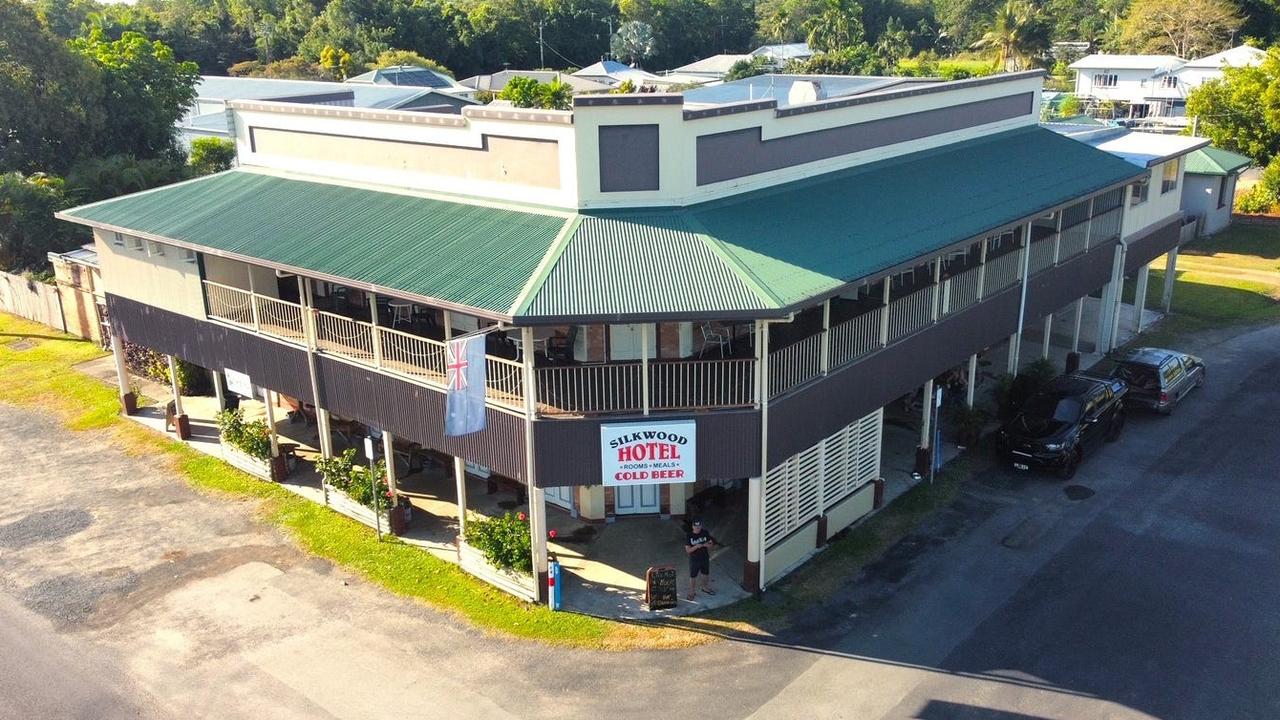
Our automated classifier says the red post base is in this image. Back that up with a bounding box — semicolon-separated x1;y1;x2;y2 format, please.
742;559;761;592
873;478;886;509
174;414;191;440
815;515;829;547
536;570;549;603
121;392;138;415
270;454;288;483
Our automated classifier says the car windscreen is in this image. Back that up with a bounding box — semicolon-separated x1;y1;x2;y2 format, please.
1022;394;1083;423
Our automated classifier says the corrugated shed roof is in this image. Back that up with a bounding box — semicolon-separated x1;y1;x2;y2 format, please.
521;214;773;318
687;126;1145;308
59;171;568;315
1184;146;1253;176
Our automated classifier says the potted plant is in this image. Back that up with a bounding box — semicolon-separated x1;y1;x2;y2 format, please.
315;448;391;530
216;408;275;479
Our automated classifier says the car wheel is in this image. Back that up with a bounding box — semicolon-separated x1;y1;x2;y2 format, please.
1196;370;1206;388
1059;449;1080;480
1106;412;1125;442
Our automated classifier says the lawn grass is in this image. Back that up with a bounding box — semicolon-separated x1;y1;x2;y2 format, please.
1122;225;1280;346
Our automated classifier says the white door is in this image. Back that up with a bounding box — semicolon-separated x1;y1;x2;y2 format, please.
614;484;661;515
608;323;656;361
546;484;574;512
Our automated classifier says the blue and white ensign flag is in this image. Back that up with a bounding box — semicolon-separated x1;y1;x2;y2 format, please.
444;335;487;436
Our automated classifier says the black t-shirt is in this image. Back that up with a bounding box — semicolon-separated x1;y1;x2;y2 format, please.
686;529;716;560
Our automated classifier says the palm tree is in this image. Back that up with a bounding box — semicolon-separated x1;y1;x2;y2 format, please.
970;1;1047;72
804;0;865;53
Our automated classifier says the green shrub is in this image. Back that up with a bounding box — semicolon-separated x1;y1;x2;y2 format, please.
464;512;532;574
122;343;212;395
216;408;272;460
315;448;389;510
947;402;991;446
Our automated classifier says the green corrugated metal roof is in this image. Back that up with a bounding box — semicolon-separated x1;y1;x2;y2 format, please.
59;170;568;315
1184;146;1253;176
60;126;1143;321
685;126;1145;308
521;214;773;318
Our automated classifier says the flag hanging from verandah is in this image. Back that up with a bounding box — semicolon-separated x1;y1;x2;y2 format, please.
444;335;487;436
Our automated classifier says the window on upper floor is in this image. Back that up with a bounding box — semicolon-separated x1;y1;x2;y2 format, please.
1161;159;1180;194
111;231;125;247
1093;74;1119;88
127;235;145;251
146;239;164;257
1161;76;1178;88
182;248;197;264
1130;176;1150;206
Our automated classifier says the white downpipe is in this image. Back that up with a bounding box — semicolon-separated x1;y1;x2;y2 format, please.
965;353;977;408
1011;224;1033;373
263;389;280;457
1072;297;1084;353
382;430;398;498
454;456;468;539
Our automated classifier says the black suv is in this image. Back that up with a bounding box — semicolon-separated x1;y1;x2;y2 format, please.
1082;347;1205;415
998;375;1128;479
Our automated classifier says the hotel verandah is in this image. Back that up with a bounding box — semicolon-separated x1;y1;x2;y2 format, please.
57;70;1190;605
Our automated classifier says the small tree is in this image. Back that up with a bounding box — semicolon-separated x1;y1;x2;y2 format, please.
189;137;236;176
319;44;353;80
0;172;78;272
374;49;453;77
804;0;865;53
610;20;656;66
1118;0;1243;59
497;76;542;107
724;56;771;81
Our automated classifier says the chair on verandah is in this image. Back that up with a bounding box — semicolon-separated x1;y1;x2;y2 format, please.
699;322;732;358
546;326;578;364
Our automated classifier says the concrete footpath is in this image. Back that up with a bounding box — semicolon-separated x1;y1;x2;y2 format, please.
1;321;1278;719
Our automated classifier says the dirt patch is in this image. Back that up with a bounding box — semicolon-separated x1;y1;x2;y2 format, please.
6;338;35;351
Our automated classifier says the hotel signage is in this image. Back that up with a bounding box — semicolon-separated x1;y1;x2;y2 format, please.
601;420;697;486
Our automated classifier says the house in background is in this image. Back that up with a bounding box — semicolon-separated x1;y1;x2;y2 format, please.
345;65;477;98
750;42;814;67
459;70;613;95
670;53;752;81
47;244;106;346
572;60;663;87
1182;146;1253;235
179;76;478;149
1069;46;1266;121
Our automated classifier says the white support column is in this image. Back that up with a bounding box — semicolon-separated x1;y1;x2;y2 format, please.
316;407;333;459
641;322;650;415
819;299;831;374
965;353;977;408
1072;297;1084;353
879;279;891;346
454;456;468;539
1052;210;1063;264
212;369;225;411
263;389;280;457
919;378;934;449
1110;271;1125;351
1010;224;1033;373
247;266;260;332
934;257;945;310
1041;313;1053;360
368;292;383;368
382;431;398;498
1161;246;1179;312
520;326;548;599
976;238;989;300
1133;264;1150;333
442;310;453;340
110;333;130;402
746;474;764;592
167;355;184;417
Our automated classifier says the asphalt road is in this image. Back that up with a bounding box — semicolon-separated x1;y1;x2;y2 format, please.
0;321;1277;719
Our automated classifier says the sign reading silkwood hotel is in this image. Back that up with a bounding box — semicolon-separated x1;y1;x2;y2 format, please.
601;420;697;487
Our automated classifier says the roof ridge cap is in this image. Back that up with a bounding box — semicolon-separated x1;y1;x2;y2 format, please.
682;213;785;309
510;215;584;317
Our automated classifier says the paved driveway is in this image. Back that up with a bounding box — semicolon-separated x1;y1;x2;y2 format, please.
2;322;1278;719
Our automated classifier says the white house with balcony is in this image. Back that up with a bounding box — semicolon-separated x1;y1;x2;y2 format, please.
1070;46;1266;120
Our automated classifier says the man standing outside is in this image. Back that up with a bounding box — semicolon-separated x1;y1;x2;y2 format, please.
684;519;717;600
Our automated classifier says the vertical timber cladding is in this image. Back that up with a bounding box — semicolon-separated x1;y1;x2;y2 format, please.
696;92;1035;185
768;285;1023;466
531;409;760;488
313;355;526;482
1023;237;1120;322
763;409;883;548
1124;215;1184;273
105;294;313;402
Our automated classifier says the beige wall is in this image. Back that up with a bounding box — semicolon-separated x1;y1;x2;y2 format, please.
825;482;875;537
578;485;606;521
203;255;280;298
95;230;205;319
251;128;561;190
764;521;819;585
1123;158;1184;239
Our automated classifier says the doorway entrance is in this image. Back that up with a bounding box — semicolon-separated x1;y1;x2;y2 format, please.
614;484;661;515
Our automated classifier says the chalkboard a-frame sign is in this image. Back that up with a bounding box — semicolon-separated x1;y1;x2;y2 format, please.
645;565;678;611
